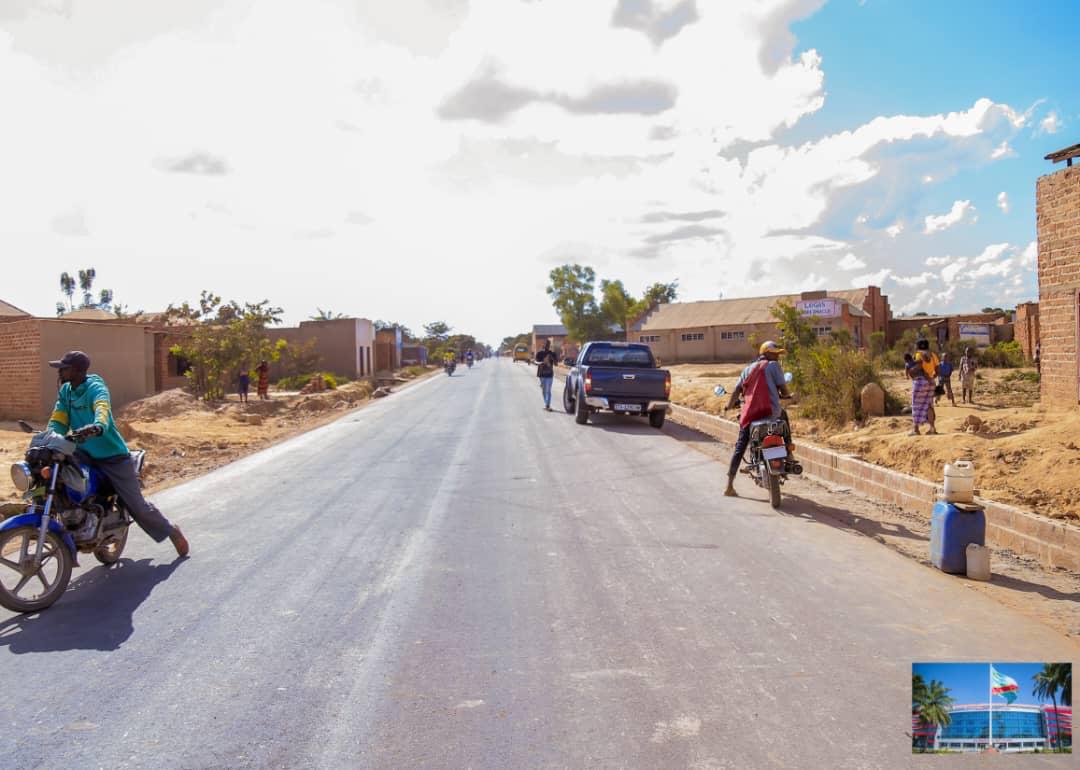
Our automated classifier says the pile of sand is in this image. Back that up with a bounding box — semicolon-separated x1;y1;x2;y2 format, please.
118;388;209;421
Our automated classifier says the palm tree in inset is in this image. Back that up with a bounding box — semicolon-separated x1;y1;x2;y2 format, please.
914;678;954;752
1034;663;1071;752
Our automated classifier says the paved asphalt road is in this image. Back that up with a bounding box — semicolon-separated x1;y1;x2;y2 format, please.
2;359;1076;769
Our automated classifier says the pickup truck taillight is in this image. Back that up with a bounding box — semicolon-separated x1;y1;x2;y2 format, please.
664;371;671;398
584;372;592;394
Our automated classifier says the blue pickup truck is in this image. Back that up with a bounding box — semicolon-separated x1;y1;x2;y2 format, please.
562;341;671;428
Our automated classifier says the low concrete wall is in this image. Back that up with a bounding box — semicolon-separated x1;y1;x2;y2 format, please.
668;404;1080;573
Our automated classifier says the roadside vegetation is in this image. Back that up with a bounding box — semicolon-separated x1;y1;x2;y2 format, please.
772;301;898;425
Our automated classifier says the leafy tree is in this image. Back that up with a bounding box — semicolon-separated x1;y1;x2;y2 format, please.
309;308;345;321
56;267;118;315
1034;663;1071;751
167;292;285;400
547;264;612;343
913;679;954;752
599;279;635;332
59;272;76;314
981;307;1008;316
637;280;679;311
869;331;886;359
277;338;322;379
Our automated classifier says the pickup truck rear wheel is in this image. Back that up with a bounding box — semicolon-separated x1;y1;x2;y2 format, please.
648;409;665;429
562;382;575;413
574;386;589;424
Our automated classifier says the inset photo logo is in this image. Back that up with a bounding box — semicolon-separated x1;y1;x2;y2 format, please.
912;662;1072;754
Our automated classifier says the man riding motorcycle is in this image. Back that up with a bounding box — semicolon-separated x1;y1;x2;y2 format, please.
46;350;189;557
722;341;794;498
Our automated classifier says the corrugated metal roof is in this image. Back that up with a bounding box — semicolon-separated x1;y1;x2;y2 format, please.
533;324;568;336
639;290;868;331
0;299;30;317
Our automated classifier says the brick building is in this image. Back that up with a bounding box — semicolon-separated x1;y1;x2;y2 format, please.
888;312;1015;350
1014;302;1040;362
271;317;376;380
631;286;890;364
1037;143;1080;407
0;316;157;420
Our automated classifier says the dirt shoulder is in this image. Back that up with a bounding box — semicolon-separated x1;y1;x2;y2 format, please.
1;367;439;510
661;417;1080;642
668;364;1078;522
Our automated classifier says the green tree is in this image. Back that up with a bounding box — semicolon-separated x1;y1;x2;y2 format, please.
78;268;96;307
599;279;634;332
1034;663;1071;752
639;280;679;308
167;293;285;400
59;272;76;313
913;679;954;752
546;264;612;343
309;308;345;321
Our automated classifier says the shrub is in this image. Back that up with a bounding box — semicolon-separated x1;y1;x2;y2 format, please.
789;345;896;425
275;371;344;390
980;340;1024;367
1003;369;1039;383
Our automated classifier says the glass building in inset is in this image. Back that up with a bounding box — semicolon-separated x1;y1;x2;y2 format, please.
914;703;1073;753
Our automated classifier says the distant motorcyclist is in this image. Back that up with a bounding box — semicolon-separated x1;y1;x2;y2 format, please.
722;341;792;498
46;350;189;557
465;350;475;367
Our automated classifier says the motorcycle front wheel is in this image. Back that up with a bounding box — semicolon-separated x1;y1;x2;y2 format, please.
0;526;73;613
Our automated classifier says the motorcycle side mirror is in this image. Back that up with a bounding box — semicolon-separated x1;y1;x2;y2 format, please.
784;372;793;384
713;385;727;396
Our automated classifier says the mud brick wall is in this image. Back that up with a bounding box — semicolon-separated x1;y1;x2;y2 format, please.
0;319;44;419
1037;165;1080;408
1014;302;1039;363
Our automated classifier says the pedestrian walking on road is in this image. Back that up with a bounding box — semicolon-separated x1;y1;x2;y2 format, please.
536;339;556;411
255;360;270;401
959;347;978;404
238;368;250;404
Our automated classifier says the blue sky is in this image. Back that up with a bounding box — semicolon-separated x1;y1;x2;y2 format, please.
913;662;1069;706
0;0;1076;342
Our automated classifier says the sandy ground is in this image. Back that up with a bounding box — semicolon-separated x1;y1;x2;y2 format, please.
668;364;1078;521
1;368;437;513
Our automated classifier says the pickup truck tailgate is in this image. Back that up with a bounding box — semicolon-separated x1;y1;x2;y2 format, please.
587;369;667;399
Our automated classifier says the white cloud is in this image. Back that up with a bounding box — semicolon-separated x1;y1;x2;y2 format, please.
837;253;866;270
1039;111;1062;135
997;191;1009;214
924;200;974;234
925;255;952;266
0;2;1042;341
889;271;935;287
990;141;1015;160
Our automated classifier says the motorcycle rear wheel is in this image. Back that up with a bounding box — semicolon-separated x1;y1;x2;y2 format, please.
94;526;129;565
0;526;73;613
767;472;782;509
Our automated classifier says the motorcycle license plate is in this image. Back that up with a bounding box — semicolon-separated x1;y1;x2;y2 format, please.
614;403;641;412
762;446;787;461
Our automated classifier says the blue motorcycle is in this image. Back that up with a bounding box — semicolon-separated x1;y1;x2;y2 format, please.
1;425;144;613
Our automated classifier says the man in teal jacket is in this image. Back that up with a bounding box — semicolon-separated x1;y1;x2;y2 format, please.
47;351;189;557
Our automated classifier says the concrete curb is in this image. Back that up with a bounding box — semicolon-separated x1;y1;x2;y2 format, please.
667;403;1080;573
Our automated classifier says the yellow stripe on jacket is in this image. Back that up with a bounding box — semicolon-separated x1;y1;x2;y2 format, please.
93;398;111;426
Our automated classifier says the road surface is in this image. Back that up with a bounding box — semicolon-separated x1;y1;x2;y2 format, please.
2;359;1075;769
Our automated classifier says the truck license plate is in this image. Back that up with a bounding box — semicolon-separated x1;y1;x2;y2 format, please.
614;403;641;412
762;446;787;461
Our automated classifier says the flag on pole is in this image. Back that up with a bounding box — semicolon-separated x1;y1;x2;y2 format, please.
991;666;1019;704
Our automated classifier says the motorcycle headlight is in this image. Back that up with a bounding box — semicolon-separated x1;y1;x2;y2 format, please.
10;462;33;493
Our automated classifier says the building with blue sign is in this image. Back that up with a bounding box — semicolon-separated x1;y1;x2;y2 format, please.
913;703;1072;753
